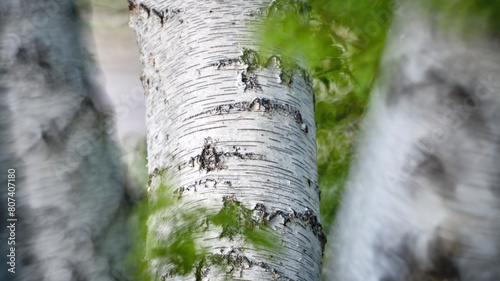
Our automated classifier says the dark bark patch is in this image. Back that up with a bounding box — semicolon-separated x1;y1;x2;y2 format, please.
242;72;261;91
212;58;236;69
16;48;29;63
69;262;86;281
206;249;292;280
373;233;459;281
41;120;63;147
176;178;226;197
189;140;265;173
137;7;184;24
34;38;52;69
147;167;168;187
405;145;455;199
127;0;136;10
152;9;164;26
139;3;150;17
253;204;327;252
195;140;222;173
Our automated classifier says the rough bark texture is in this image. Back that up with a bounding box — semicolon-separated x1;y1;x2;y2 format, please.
129;0;324;280
0;1;132;280
326;2;500;281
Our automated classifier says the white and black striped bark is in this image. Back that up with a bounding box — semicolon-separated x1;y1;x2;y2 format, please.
0;1;132;280
129;1;324;280
326;2;500;281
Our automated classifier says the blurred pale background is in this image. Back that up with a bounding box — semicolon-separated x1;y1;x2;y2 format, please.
86;0;146;145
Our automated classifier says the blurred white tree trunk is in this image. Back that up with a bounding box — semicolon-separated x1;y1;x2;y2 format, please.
0;1;131;280
129;0;325;280
326;2;500;281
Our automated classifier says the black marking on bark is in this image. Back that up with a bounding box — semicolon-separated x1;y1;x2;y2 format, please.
147;167;167;187
194;139;222;173
189;139;265;173
185;98;309;134
152;9;164;26
206;249;293;280
212;58;236;69
127;0;136;10
252;204;327;252
139;3;150;17
176;178;229;197
294;109;303;124
242;72;261;91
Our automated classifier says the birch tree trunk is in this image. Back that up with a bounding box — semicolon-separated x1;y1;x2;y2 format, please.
326;1;500;280
129;1;325;280
0;1;131;280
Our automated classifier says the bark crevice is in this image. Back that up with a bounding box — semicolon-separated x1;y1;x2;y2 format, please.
253;203;327;252
185;98;309;133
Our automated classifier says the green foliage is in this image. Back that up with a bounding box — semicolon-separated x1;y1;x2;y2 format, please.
261;0;395;234
210;197;277;250
126;177;281;280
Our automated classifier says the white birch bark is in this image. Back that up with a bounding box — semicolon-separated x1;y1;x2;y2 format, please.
129;1;324;280
326;2;500;281
0;1;132;280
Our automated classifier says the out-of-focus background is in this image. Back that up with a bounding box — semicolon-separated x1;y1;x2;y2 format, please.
84;0;145;144
81;0;149;188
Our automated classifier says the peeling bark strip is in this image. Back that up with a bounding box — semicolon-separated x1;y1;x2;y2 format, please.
130;0;322;280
